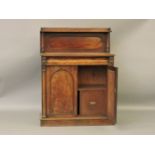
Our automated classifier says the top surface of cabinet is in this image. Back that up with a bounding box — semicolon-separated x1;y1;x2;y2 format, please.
41;27;111;32
41;28;111;53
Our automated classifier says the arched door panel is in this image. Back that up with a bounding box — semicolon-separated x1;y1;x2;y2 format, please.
46;66;77;116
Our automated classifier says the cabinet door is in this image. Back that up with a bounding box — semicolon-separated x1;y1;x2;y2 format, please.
107;66;117;122
46;66;77;117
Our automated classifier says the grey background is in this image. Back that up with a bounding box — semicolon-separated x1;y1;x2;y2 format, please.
0;19;155;134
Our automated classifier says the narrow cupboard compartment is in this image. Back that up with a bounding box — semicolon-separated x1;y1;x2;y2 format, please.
78;66;107;116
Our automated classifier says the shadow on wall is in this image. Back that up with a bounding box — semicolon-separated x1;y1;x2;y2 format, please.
0;52;40;97
111;19;148;46
114;20;154;103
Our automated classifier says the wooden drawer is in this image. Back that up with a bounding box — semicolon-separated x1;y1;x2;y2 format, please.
46;58;108;66
79;89;107;116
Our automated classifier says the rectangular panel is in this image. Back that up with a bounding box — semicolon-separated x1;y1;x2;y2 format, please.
42;32;109;52
47;36;103;49
79;90;107;116
107;66;117;123
46;66;77;117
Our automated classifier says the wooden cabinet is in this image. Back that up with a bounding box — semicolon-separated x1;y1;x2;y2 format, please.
40;28;118;126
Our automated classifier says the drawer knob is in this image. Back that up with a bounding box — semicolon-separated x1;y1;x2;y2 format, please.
89;101;96;105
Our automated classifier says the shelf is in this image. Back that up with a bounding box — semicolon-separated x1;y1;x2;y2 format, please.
78;84;106;91
41;27;111;32
41;52;114;57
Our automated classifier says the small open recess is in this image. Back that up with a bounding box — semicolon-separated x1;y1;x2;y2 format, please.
78;65;107;90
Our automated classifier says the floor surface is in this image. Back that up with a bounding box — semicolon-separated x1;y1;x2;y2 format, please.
0;108;154;134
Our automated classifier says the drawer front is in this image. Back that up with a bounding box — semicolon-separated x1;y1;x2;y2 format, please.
79;90;107;116
46;58;108;66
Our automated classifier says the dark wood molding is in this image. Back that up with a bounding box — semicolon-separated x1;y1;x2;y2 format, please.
41;27;111;33
41;52;115;57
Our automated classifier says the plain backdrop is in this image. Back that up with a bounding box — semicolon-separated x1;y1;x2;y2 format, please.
0;19;155;134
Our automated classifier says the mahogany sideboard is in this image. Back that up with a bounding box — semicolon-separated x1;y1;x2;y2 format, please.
40;28;118;126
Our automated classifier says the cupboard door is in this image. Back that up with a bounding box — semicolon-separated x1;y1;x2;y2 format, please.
107;66;117;122
46;66;77;116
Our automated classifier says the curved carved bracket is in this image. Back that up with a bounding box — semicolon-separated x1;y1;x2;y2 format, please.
108;57;114;66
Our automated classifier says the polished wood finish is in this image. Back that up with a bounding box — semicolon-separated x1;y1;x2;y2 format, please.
79;90;107;116
41;52;114;57
45;36;103;49
41;57;46;118
40;28;117;126
107;66;118;123
46;58;109;66
46;66;77;117
40;117;114;126
41;27;111;32
43;33;108;52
